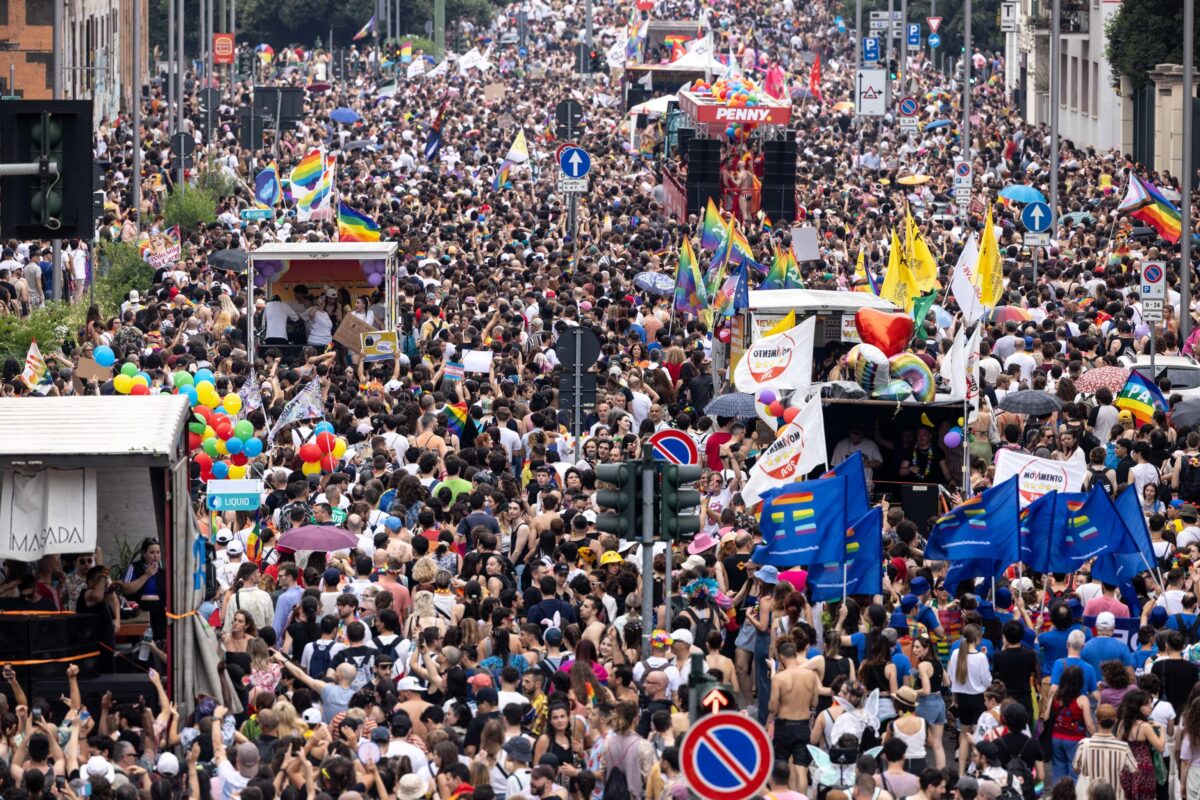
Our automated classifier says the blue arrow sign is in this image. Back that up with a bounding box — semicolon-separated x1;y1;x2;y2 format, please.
558;146;591;179
928;32;941;48
907;23;920;46
1021;201;1053;234
862;37;880;63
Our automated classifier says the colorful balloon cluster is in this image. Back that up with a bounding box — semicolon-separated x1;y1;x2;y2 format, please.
944;417;966;448
298;421;349;476
190;404;265;481
755;389;801;426
359;259;387;288
93;346;159;396
252;260;286;288
691;77;767;141
846;308;936;403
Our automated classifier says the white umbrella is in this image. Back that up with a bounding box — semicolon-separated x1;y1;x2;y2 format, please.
629;93;677;116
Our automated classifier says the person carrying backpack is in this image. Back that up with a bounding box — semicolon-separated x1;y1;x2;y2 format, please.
330;620;378;690
601;701;654;800
1173;433;1200;503
302;615;344;679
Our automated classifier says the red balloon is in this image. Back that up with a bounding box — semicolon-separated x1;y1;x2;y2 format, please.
299;442;322;463
230;452;249;466
319;453;338;472
717;326;732;343
854;307;915;357
194;407;213;421
200;469;212;482
131;384;150;396
767;401;785;416
215;423;233;440
315;431;337;454
195;452;213;469
782;407;800;424
188;433;202;451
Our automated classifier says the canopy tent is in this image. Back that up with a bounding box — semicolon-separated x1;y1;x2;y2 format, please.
629;93;678;116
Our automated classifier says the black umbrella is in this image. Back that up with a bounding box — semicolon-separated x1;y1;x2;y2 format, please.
820;381;868;400
1171;399;1200;429
207;249;249;273
998;389;1062;416
704;392;757;417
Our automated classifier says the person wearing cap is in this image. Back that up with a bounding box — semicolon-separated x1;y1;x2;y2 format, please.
216;536;244;591
501;736;534;796
210;705;262;800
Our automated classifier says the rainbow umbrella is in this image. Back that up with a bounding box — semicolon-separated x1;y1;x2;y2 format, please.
987;306;1032;325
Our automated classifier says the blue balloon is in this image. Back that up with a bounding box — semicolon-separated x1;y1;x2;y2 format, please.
93;345;115;367
194;368;215;385
243;438;264;458
180;385;199;406
314;421;335;435
225;437;244;454
211;461;229;479
137;371;152;386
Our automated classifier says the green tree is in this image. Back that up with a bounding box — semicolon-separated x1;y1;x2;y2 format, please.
94;242;156;318
163;186;217;233
1105;0;1200;89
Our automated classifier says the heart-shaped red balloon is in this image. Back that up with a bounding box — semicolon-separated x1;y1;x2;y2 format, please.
855;308;914;357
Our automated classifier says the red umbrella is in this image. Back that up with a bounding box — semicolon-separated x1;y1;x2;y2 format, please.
277;525;357;552
1073;366;1131;395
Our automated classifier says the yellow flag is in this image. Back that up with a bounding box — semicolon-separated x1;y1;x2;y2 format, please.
905;208;939;293
880;228;916;313
764;310;796;337
975;205;1003;308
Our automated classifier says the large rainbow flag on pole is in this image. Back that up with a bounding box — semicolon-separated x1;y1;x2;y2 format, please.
1118;173;1183;243
674;238;707;316
337;202;381;242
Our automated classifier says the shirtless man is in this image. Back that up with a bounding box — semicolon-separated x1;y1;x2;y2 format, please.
768;639;820;793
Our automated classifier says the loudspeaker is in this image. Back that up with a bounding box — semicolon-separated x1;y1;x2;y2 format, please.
902;484;941;535
762;138;797;186
30;613;97;657
760;185;796;224
686;138;722;171
252;86;305;129
676;128;695;158
626;85;653;112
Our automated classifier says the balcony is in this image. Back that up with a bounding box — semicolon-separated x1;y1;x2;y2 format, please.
1027;0;1090;34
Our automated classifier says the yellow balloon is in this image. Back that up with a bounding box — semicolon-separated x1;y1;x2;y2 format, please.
132;375;149;387
113;374;133;394
228;464;247;479
302;460;321;476
204;426;216;439
224;394;242;414
332;438;347;458
215;439;228;455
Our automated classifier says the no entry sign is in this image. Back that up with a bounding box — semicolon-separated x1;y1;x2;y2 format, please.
680;712;773;800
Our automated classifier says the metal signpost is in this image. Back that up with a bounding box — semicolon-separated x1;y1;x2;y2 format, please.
898;95;919;135
1142;261;1166;379
553;327;601;465
953;159;972;216
1020;199;1053;282
558;146;591;246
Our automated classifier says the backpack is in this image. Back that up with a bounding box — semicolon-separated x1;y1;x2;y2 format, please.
1180;455;1200;502
602;737;633;800
682;606;719;650
1002;755;1034;800
308;639;336;679
1175;614;1200;645
343;650;376;691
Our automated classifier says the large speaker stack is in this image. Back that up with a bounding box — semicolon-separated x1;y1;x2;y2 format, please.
684;137;722;218
760;131;798;223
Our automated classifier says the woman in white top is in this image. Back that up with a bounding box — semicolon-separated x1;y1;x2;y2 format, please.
884;686;928;774
304;295;334;347
948;624;992;768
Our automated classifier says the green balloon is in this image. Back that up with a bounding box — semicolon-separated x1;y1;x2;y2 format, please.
174;371;194;388
202;437;219;457
188;421;206;435
120;362;138;377
234;420;255;441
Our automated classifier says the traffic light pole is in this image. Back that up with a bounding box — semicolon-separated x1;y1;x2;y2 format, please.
51;0;62;302
640;457;655;659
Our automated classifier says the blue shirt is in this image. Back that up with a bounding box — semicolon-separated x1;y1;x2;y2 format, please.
892;651;913;684
1038;625;1092;676
1166;613;1200;636
848;631;868;662
1050;655;1099;694
273;585;304;640
915;604;941;634
1079;635;1133;673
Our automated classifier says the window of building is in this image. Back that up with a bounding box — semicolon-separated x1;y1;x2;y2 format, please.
1092;61;1099;117
1081;58;1089;114
25;0;51;27
1060;52;1068;105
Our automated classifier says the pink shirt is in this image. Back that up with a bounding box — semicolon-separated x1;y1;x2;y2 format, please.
1083;595;1131;618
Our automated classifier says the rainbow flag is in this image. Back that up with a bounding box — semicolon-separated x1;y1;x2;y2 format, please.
761;215;773;233
783;246;804;289
674;238;707;316
713;222;765;274
1118;173;1183;243
664;34;689;61
493;160;513;191
337;202;381;242
445;402;469;438
711;263;749;318
701;197;726;251
296;158;334;219
353;14;376;41
288;150;324;190
400;41;413;63
761;244;788;289
1114;371;1167;426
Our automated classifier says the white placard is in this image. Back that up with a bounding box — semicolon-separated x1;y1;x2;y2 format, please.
0;468;97;559
791;226;820;262
460;349;495;373
993;450;1086;508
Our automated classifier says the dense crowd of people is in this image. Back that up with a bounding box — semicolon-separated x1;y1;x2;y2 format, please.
1;0;1200;796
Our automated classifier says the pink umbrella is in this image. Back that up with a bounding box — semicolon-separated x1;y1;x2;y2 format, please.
278;525;358;552
1073;366;1131;395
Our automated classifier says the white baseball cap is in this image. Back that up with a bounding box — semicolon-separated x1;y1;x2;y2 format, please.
226;540;244;556
1096;611;1116;630
301;707;323;725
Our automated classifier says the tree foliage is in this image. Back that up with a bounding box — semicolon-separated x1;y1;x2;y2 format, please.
163;186;217;234
0;301;87;362
94;242;155;319
1105;0;1200;89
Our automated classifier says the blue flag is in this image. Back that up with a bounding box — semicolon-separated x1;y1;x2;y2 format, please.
824;452;870;522
810;506;883;601
944;559;1007;595
926;478;1020;564
254;163;282;207
1092;486;1157;586
1025;486;1142;574
751;475;847;567
1019;491;1058;572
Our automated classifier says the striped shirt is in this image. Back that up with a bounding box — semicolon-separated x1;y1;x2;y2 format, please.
1072;733;1138;800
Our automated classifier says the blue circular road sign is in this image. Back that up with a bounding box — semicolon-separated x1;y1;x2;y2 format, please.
928;32;941;47
558;146;591;179
1021;200;1053;233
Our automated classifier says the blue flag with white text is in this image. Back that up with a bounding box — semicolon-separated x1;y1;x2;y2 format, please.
751;476;847;567
925;478;1019;564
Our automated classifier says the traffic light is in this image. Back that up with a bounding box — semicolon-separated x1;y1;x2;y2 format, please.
658;463;702;540
0;100;94;239
888;58;898;80
596;462;641;540
590;49;603;73
576;42;591;74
